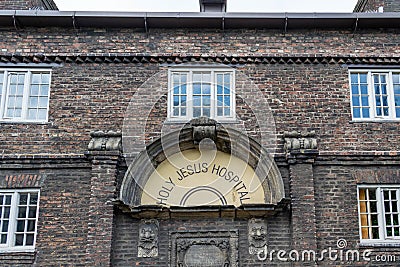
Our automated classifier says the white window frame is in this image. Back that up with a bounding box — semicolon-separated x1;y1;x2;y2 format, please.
0;189;40;252
0;68;52;123
357;185;400;245
167;67;236;122
349;69;400;121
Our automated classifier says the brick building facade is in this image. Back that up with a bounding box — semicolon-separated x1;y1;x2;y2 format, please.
0;0;399;266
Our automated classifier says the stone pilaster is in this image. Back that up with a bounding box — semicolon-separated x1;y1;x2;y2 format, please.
284;131;318;266
85;131;122;266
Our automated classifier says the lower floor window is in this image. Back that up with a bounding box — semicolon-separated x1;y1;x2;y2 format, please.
0;189;40;251
358;185;400;243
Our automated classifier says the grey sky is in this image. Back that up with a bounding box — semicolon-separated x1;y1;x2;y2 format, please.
54;0;359;13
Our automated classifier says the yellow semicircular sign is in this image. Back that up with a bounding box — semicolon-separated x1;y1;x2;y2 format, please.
141;149;265;207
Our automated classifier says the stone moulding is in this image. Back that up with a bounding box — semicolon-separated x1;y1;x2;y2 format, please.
283;131;318;155
87;130;122;151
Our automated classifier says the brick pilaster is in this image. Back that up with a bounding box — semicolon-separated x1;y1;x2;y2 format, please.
85;131;121;266
284;132;318;266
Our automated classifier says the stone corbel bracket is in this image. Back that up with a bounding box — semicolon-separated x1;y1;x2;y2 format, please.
284;131;318;156
190;117;217;145
88;130;122;151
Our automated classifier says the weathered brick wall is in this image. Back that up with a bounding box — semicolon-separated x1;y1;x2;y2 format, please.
0;27;399;155
0;158;91;266
1;28;400;57
314;159;400;266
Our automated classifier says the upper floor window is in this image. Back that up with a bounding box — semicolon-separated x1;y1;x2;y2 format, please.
358;185;400;244
168;68;235;121
0;69;51;123
0;189;40;252
349;70;400;121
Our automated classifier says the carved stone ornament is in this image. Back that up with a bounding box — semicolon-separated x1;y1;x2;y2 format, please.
138;219;159;258
283;131;318;153
190;117;217;145
170;230;238;267
87;130;122;151
248;218;268;255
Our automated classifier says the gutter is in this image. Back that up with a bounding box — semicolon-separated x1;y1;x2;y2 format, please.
0;10;399;29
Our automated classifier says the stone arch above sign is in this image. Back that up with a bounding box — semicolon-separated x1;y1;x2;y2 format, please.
119;118;286;212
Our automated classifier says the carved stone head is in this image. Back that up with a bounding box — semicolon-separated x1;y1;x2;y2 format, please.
248;218;268;255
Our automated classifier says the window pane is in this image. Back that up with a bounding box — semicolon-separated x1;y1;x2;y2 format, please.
360;85;368;94
353;108;361;118
202;84;211;94
25;234;34;246
18;207;26;218
37;109;47;120
193;73;201;82
394;85;400;95
193;84;201;94
28;207;37;218
360;74;367;83
217;74;223;84
27;220;35;232
181;84;186;94
30;85;39;96
19;194;28;205
2;220;8;232
350;74;359;83
29;97;38;107
0;234;7;244
173;96;179;107
181;108;186;116
5;196;11;205
28;109;37;120
224;96;230;106
203;108;210;117
193;108;201;118
217;85;223;94
31;74;41;84
362;108;370;118
40;85;49;96
15;234;23;246
217;107;223;116
203;96;211;107
181;96;187;106
16;221;25;232
173;107;179;116
4;207;10;218
193;96;201;106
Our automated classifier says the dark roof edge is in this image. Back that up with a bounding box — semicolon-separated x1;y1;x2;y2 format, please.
1;11;400;29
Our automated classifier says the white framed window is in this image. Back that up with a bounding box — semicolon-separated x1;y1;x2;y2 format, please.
0;189;40;252
349;70;400;121
168;67;235;121
357;185;400;244
0;69;51;123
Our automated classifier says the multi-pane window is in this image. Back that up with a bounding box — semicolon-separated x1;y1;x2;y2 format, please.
350;70;400;120
0;69;51;122
168;68;235;121
358;185;400;243
0;190;40;251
